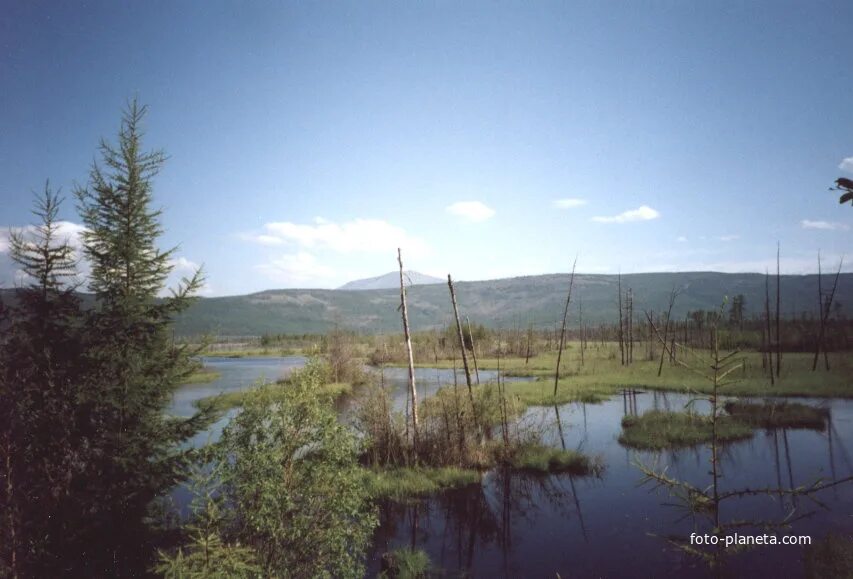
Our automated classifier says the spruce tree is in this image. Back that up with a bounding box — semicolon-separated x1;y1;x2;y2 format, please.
72;100;214;574
0;184;85;576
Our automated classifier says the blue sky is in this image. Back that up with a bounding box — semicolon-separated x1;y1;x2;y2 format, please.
1;1;851;296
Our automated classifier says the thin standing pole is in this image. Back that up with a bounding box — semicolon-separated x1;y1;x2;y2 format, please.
448;274;479;432
398;248;419;453
554;257;578;397
465;315;481;385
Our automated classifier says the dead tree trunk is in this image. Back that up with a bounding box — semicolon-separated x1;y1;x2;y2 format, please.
813;257;843;371
618;273;625;365
448;274;479;431
398;249;419;452
657;287;679;376
775;242;782;376
764;270;775;385
465;315;481;385
554;257;578;397
578;295;584;367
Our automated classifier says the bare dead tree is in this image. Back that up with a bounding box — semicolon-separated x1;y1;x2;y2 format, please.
813;256;844;371
775;242;782;376
397;248;419;452
764;270;775;386
578;294;585;367
448;274;479;431
465;315;481;385
554;257;578;397
618;272;625;365
657;286;679;376
627;288;634;364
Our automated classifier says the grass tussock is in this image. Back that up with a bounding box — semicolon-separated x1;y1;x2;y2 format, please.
379;547;432;578
723;400;829;430
506;444;603;475
363;467;480;500
619;410;753;450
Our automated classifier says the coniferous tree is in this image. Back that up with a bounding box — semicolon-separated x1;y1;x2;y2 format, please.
72;100;214;574
0;184;85;577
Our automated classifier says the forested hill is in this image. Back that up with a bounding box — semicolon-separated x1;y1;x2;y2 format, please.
163;271;852;336
3;271;847;336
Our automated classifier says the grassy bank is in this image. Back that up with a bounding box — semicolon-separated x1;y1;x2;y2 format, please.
179;367;221;384
200;347;306;358
404;344;852;404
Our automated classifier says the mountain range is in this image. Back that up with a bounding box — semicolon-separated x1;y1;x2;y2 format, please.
337;271;443;291
169;271;851;336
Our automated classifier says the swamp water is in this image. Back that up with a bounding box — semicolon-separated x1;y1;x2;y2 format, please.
172;357;853;577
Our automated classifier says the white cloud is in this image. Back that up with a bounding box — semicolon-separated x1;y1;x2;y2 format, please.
169;256;201;272
801;219;850;231
591;205;660;224
445;201;496;223
553;198;588;210
255;251;336;286
716;234;740;242
839;157;853;173
248;217;430;257
676;236;687;243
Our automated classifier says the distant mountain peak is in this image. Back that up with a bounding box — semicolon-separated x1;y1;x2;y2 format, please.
338;271;444;291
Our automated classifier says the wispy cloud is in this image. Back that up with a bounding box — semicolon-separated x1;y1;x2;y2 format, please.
676;236;687;243
243;217;430;257
552;198;587;210
591;205;660;224
445;201;495;223
716;234;740;242
839;157;853;173
255;251;336;286
801;219;850;231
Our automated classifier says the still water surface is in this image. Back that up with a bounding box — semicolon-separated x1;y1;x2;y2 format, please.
173;357;853;577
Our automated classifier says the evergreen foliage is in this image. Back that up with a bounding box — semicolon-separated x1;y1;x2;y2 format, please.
0;102;214;576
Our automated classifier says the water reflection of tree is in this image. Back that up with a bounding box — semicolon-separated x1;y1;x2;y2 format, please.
639;307;853;570
373;468;592;575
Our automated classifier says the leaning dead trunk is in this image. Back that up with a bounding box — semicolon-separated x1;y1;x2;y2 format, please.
554;257;578;397
398;248;418;452
448;274;479;432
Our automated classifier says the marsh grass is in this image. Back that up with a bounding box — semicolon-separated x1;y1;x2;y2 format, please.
379;547;432;578
619;411;753;450
506;444;603;475
403;343;853;400
363;467;480;500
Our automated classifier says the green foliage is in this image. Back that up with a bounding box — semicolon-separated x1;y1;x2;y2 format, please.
153;465;261;578
0;102;215;576
0;186;87;576
216;368;377;578
67;100;214;573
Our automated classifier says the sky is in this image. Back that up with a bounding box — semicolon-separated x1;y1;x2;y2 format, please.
1;1;851;296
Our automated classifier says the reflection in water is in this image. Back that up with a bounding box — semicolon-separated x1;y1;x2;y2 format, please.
369;392;853;577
